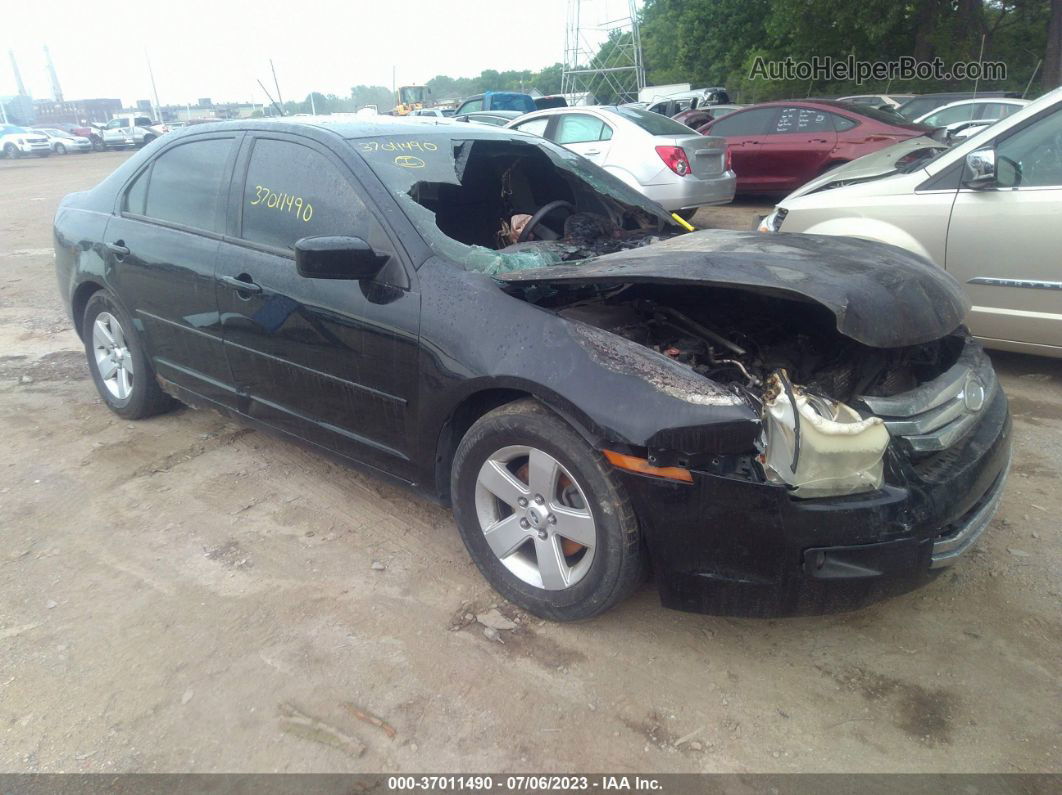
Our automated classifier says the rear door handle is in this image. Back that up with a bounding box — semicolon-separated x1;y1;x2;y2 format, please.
106;241;130;257
583;148;601;155
220;274;263;294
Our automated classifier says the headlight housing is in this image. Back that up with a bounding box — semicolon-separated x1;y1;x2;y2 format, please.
757;207;788;233
758;370;889;498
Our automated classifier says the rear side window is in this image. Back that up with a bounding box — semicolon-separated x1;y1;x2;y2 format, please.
979;102;1020;120
133;137;232;232
241;138;368;251
514;117;549;137
553;114;611;144
709;108;778;137
832;114;858;131
611;106;694;135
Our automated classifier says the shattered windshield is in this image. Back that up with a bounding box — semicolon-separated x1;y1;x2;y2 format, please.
348;130;679;274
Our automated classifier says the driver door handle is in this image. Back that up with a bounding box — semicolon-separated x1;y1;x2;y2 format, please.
583;148;601;155
220;274;263;294
107;241;130;257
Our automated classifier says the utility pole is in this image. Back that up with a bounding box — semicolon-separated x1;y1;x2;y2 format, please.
270;59;284;107
145;50;162;120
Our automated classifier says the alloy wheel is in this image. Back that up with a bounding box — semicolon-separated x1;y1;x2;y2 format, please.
92;311;134;400
474;445;597;590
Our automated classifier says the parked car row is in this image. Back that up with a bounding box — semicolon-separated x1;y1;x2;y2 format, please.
2;115;172;160
761;85;1062;357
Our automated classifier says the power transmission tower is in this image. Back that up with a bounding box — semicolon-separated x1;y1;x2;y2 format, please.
562;0;645;104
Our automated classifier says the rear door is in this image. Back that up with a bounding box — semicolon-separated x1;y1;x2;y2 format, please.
704;107;779;190
103;133;240;406
755;106;837;190
216;133;422;479
946;106;1062;350
549;113;613;166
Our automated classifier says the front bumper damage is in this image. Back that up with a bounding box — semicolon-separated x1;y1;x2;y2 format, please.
619;348;1011;617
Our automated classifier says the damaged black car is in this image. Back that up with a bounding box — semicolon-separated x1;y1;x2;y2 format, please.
54;117;1011;620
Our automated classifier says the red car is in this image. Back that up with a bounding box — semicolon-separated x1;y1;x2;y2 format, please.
698;100;932;194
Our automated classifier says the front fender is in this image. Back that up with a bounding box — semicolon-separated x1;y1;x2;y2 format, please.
799;217;936;263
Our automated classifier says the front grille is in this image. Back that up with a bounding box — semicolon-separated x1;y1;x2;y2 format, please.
860;343;996;455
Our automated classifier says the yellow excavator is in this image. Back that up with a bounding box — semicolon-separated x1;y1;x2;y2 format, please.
393;85;432;115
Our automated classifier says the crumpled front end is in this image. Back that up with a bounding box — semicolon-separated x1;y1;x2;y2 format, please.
760;369;890;498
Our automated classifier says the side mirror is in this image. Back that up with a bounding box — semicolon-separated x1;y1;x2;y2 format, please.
295;236;388;280
962;147;997;189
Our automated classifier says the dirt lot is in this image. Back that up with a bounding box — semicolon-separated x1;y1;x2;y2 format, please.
1;152;1059;774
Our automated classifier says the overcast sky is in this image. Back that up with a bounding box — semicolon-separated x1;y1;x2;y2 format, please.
2;0;634;106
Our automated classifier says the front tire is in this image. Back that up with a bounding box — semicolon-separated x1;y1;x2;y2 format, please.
4;143;18;159
452;399;646;621
55;143;66;155
82;292;175;420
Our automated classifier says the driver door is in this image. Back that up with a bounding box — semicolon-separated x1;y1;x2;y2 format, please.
217;133;422;479
945;106;1062;349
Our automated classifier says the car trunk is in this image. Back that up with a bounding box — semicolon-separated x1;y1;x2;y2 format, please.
655;134;728;180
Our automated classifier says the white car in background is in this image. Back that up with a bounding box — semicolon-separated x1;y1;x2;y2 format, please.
100;115;167;149
506;105;735;217
1;125;51;158
914;97;1029;139
760;87;1062;357
34;128;93;154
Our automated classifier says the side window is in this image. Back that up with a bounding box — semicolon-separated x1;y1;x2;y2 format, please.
925;104;977;127
241;138;368;251
553;114;609;144
514;117;549;137
774;107;833;134
832;114;858;132
995;108;1062;188
105;119;122;129
979;102;1018;120
710;108;777;137
460;98;483;114
140;138;232;231
123;166;150;215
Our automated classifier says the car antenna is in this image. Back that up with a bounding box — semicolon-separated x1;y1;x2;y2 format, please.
257;79;286;116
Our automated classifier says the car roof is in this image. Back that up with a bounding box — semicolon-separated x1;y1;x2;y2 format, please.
926;97;1027;109
164;114;533;141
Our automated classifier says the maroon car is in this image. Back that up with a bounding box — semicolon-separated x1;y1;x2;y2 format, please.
698;100;932;194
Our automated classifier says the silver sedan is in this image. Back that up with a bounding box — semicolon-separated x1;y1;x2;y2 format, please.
34;128;93;154
506;105;735;217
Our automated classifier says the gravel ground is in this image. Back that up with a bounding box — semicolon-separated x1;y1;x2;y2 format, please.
0;152;1058;773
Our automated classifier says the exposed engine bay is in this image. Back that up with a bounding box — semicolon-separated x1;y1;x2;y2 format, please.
551;284;963;404
548;284;964;497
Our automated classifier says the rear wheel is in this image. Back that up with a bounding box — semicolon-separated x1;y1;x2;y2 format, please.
452;399;646;621
82;292;175;420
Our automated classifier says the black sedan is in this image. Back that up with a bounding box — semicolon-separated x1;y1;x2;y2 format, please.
54;117;1011;619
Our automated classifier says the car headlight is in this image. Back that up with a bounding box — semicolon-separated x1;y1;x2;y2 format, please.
758;369;889;498
757;207;788;233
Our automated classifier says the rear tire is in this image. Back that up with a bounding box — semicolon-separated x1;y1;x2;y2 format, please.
82;292;175;420
4;143;19;159
451;399;646;621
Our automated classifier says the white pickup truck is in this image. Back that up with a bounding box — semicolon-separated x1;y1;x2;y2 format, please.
100;116;167;150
